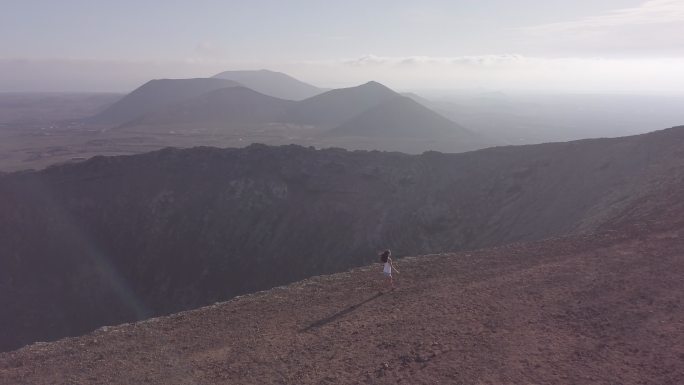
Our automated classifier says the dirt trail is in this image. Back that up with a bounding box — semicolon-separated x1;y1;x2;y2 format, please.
1;220;683;385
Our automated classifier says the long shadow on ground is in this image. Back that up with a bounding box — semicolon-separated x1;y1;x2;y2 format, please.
300;292;384;332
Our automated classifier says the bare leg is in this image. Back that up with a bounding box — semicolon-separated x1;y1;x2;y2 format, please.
386;275;393;289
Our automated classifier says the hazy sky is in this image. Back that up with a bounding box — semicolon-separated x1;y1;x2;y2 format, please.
1;0;683;93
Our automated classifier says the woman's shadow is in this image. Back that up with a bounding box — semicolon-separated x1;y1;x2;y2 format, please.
299;292;384;332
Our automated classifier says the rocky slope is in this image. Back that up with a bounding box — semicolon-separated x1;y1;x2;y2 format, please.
1;126;684;352
1;209;683;384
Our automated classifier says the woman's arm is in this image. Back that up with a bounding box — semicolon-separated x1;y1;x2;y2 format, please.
390;259;400;273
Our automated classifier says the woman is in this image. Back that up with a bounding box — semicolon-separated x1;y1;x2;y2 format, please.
379;249;399;289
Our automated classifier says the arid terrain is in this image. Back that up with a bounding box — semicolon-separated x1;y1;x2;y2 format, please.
2;125;684;355
2;77;684;385
1;202;683;384
5;1;684;383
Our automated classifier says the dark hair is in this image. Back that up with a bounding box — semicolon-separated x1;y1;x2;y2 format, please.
380;249;391;262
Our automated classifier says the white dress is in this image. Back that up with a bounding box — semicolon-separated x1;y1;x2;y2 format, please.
383;261;392;275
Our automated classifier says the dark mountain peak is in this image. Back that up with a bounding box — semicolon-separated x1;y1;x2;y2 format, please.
332;80;396;96
212;69;323;100
280;81;400;128
88;77;241;125
360;80;391;89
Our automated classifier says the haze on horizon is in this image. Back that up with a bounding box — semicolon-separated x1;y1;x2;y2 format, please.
1;0;684;94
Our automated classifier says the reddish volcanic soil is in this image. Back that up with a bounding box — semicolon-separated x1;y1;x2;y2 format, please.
1;216;683;385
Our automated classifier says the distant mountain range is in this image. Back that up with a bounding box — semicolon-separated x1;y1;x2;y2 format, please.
212;69;324;101
87;75;488;150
